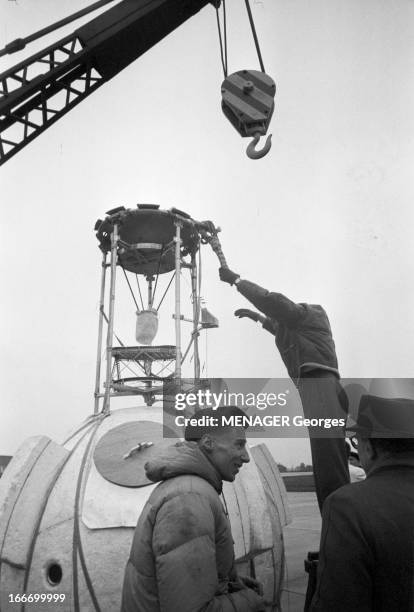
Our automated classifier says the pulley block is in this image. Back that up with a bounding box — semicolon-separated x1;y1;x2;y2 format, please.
221;69;276;159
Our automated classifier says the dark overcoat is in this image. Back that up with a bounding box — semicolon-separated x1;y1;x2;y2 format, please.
311;453;414;611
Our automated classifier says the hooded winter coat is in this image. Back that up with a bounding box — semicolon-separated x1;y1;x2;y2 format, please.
236;279;339;382
121;441;264;612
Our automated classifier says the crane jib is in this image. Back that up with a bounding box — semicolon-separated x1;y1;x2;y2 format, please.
0;0;216;165
75;0;213;79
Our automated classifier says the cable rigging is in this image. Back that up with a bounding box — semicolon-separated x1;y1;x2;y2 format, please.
216;0;276;159
0;0;118;58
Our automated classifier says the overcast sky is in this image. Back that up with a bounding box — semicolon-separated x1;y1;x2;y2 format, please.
1;0;413;465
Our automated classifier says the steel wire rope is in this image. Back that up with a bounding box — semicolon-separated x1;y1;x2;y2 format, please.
63;414;105;446
244;0;266;72
113;352;149;380
18;419;105;609
216;0;267;77
0;0;117;57
154;359;176;378
135;274;145;311
72;417;108;612
153;268;177;378
0;433;76;586
116;361;147;378
215;0;228;77
121;266;140;312
150;247;164;307
181;337;195;366
100;308;124;348
155;271;175;312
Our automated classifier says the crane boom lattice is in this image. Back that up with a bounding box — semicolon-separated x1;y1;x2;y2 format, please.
0;35;103;164
0;0;215;165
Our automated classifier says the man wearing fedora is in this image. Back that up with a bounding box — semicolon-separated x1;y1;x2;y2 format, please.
310;393;414;611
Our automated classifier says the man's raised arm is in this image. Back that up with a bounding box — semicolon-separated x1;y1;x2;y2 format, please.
219;267;304;326
234;308;277;336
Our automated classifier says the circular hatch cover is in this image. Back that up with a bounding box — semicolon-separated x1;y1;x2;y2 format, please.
94;421;179;488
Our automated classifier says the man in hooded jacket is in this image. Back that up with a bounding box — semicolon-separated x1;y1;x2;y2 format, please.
121;405;266;612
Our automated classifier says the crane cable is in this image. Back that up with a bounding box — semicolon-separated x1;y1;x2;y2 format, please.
216;0;266;76
0;0;118;58
244;0;266;73
215;0;228;77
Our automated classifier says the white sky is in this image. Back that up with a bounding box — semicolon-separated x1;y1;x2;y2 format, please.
1;0;413;466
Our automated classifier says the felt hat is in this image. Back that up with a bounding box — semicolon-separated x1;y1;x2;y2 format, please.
346;394;414;438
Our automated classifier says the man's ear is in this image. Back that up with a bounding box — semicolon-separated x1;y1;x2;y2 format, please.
199;434;214;453
364;438;377;461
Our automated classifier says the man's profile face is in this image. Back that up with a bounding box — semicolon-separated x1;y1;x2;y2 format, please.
205;427;250;482
356;435;375;473
348;455;362;468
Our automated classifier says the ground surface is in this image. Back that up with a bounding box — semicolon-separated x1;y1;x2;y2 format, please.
280;492;321;612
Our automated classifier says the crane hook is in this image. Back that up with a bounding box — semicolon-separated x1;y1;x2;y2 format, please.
246;132;272;160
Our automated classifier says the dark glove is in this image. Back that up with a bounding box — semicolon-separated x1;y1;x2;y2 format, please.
219;267;240;285
197;220;217;234
234;309;260;322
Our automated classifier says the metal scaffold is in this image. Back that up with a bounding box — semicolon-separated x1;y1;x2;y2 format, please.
93;204;221;412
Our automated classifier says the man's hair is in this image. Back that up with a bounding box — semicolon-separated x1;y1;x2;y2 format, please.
370;438;414;455
184;405;247;441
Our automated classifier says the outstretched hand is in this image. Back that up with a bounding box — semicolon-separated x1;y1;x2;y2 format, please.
234;308;260;322
219;267;240;285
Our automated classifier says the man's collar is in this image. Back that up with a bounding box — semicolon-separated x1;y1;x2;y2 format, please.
368;451;414;477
